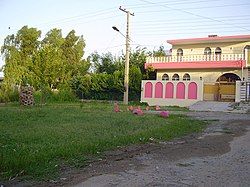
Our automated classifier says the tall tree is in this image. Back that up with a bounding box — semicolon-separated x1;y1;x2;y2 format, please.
1;26;41;89
1;26;90;102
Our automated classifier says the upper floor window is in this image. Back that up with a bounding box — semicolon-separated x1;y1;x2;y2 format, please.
243;45;250;60
204;47;211;55
172;74;180;81
215;47;222;61
177;48;183;62
204;47;211;60
183;73;191;81
162;73;169;81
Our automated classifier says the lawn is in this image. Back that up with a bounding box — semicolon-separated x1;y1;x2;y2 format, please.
0;102;205;181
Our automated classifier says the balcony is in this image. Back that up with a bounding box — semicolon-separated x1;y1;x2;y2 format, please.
145;53;246;70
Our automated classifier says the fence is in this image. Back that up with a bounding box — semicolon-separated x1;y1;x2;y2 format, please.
235;81;250;102
141;80;203;107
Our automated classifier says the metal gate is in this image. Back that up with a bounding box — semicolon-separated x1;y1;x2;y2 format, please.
204;82;236;101
247;82;250;101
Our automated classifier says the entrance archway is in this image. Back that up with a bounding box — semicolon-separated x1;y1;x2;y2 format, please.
216;73;239;101
216;73;241;83
204;73;239;101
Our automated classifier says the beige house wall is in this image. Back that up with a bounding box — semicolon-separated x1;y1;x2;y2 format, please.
157;68;248;82
172;41;250;56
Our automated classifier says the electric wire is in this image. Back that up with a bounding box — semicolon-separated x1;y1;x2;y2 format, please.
137;0;250;32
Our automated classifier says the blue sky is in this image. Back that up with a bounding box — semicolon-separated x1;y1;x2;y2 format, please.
1;0;250;76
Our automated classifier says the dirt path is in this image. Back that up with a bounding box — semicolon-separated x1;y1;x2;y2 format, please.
57;112;249;187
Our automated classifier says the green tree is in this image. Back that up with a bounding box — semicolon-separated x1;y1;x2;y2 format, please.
1;26;89;102
129;65;142;100
153;45;166;57
1;26;41;101
89;52;123;74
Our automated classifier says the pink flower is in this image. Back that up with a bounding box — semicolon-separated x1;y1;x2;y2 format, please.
133;108;144;116
159;111;169;118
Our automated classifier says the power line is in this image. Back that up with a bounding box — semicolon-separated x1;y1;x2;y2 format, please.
126;0;226;9
134;23;250;30
134;29;249;36
137;0;250;32
7;7;118;30
133;14;250;24
135;3;250;14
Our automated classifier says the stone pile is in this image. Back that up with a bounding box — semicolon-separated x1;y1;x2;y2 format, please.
19;86;34;106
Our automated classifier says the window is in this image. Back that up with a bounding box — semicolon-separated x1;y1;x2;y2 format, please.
177;48;183;62
204;47;211;61
183;73;190;81
162;74;169;80
243;45;250;60
215;47;222;61
172;74;180;81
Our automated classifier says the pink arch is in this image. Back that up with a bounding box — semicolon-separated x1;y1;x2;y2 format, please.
188;82;198;99
144;82;153;98
165;82;174;98
155;82;163;98
176;82;185;99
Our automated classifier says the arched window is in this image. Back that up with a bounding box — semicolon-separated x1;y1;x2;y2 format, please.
183;73;191;81
215;47;222;61
172;74;179;81
177;48;183;62
243;45;250;60
162;74;169;81
204;47;211;61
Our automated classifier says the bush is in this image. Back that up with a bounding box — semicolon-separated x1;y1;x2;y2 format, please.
0;87;19;103
34;89;78;104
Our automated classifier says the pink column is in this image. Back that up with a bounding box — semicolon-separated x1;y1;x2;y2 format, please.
188;82;198;99
165;82;174;98
155;82;163;98
176;82;185;99
144;82;153;98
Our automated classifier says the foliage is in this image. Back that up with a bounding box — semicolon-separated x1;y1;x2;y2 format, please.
0;26;89;103
153;45;167;57
0;25;166;103
0;102;206;180
89;52;123;74
33;89;77;103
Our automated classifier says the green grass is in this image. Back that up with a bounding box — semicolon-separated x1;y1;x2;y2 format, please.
0;102;205;181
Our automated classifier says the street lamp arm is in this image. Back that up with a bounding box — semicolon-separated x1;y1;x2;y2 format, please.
112;26;120;32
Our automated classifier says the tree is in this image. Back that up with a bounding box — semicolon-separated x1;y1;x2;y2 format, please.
1;26;41;101
89;52;123;74
1;26;90;102
129;65;142;100
153;45;166;57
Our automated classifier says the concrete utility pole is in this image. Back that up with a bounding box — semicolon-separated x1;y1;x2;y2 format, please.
119;6;134;105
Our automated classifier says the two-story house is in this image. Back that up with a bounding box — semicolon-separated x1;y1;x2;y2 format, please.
141;34;250;106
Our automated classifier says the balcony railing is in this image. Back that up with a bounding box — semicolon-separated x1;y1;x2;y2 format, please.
146;53;244;63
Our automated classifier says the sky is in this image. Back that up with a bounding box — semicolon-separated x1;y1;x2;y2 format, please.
1;0;250;76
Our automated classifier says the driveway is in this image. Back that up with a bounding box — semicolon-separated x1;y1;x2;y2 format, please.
56;111;250;187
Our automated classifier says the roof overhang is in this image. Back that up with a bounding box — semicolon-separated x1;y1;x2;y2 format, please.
167;34;250;45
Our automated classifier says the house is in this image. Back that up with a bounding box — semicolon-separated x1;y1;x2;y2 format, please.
141;34;250;106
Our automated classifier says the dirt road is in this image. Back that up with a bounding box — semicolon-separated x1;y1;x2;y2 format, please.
68;112;250;187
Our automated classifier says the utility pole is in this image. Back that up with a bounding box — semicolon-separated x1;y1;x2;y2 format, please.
119;6;134;105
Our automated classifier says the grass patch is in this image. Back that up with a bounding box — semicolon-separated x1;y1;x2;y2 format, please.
0;102;205;181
